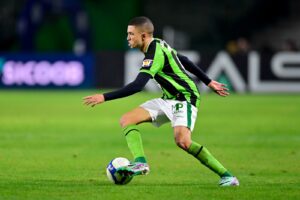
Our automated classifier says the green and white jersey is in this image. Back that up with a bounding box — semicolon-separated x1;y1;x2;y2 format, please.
140;38;201;107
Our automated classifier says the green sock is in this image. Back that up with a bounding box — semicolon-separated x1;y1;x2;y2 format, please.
123;125;147;163
187;141;232;177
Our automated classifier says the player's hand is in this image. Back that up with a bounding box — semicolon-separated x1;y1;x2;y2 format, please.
208;80;229;97
83;94;105;107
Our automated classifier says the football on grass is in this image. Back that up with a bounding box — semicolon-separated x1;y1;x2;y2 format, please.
106;157;133;185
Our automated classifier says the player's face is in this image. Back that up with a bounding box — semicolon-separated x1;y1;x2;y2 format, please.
127;25;144;49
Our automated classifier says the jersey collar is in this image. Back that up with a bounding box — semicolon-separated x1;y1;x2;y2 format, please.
144;38;154;53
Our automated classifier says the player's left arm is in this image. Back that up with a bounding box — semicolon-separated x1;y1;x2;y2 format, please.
83;72;152;107
177;53;229;97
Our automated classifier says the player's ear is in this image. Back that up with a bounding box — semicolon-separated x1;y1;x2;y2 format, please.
141;33;146;40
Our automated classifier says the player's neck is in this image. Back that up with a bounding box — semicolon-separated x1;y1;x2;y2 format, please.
141;38;154;53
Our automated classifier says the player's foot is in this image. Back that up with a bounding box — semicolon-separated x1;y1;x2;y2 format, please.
117;162;150;176
219;176;239;186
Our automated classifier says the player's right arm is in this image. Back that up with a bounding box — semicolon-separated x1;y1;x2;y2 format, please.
177;53;211;85
177;53;229;97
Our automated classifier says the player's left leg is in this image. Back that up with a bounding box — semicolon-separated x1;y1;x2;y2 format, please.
173;126;239;186
118;99;171;177
120;106;152;164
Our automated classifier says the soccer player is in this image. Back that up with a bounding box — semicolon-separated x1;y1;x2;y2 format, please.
83;16;239;186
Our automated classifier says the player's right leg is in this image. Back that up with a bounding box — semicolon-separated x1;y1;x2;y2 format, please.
117;107;152;176
170;101;239;186
174;126;239;186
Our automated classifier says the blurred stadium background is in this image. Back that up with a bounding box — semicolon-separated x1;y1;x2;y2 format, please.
0;0;300;199
0;0;300;91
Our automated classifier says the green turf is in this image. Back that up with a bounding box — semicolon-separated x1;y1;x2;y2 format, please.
0;90;299;199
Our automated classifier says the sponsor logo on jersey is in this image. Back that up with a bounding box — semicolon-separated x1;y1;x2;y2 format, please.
142;59;153;68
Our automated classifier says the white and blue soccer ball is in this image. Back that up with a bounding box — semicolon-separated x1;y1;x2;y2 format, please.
106;157;133;185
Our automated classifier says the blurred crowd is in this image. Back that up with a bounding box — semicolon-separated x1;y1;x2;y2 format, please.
226;37;299;55
0;0;299;54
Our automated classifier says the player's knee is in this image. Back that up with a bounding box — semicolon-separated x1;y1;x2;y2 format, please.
175;137;190;150
119;115;128;128
174;127;191;150
119;114;134;128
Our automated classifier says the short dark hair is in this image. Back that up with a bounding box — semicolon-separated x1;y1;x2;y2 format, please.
128;16;154;34
128;16;152;26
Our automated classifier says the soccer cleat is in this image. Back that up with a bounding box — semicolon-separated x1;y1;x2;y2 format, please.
219;176;239;186
117;162;150;177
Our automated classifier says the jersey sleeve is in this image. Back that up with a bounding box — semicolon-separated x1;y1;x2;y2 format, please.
139;41;164;77
177;53;212;85
103;72;151;101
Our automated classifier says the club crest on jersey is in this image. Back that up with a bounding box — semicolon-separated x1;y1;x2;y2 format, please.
142;59;153;68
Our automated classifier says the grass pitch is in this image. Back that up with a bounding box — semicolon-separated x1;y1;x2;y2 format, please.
0;90;299;200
